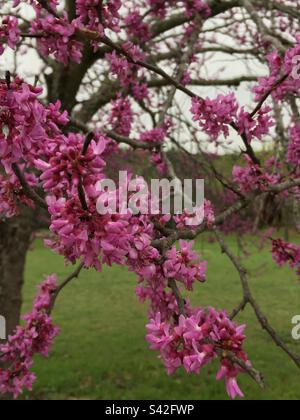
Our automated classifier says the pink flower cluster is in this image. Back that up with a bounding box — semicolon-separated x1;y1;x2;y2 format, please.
184;0;211;18
253;52;283;102
76;0;122;36
287;124;300;167
0;171;36;218
140;128;166;145
146;308;248;400
148;0;176;18
0;275;59;399
272;238;300;280
106;51;131;84
10;0;121;64
0;78;68;171
109;97;133;137
163;240;207;290
173;200;215;229
124;11;151;43
136;282;179;322
46;192;160;273
106;47;149;101
237;107;274;143
191;94;274;143
191;94;238;140
253;44;300;102
0;79;42;167
11;0;121;63
232;157;279;194
203;199;216;227
30;12;83;65
46;195;108;270
34;133;107;196
191;93;274;143
0;16;20;55
151;151;168;175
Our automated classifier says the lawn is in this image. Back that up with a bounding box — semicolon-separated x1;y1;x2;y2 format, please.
22;235;300;400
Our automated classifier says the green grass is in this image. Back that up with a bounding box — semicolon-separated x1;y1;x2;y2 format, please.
22;235;300;400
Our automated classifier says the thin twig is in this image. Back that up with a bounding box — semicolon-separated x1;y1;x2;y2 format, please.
77;176;88;211
82;132;95;155
12;163;48;210
48;262;85;314
214;229;300;371
168;279;186;317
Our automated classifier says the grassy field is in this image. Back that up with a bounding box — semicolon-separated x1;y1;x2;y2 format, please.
22;235;300;400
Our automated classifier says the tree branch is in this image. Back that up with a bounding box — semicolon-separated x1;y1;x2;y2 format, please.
12;164;47;210
48;262;85;314
214;229;300;371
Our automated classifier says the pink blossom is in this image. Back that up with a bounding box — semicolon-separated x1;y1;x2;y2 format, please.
106;50;132;87
140;128;166;145
0;275;59;399
148;0;170;18
204;200;215;227
123;41;146;62
30;12;83;65
0;77;68;171
163;240;207;290
151;152;167;175
174;200;215;229
253;44;300;102
109;97;133;137
217;364;245;400
287;124;300;167
106;43;148;100
146;308;248;399
0;171;36;218
272;238;300;280
237;107;274;143
124;12;151;42
132;82;149;101
191;94;238;140
34;133;107;196
0;77;46;168
0;16;20;54
184;0;211;18
232;157;280;194
76;0;121;35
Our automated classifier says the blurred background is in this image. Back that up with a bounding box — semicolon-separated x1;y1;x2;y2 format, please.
22;233;299;400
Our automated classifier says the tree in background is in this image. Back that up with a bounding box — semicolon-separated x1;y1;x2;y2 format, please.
0;0;300;399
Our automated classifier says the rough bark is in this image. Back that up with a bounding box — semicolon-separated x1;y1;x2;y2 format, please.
0;208;35;342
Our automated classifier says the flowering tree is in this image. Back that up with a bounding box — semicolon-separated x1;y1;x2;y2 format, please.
1;0;300;399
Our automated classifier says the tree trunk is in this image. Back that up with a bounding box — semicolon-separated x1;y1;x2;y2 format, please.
0;208;34;342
